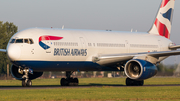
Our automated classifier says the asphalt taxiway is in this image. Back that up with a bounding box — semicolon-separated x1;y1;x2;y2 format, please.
1;84;180;90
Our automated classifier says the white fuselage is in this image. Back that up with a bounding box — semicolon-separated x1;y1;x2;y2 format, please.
7;28;172;71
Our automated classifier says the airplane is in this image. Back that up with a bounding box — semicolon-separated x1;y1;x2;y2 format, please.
0;0;180;87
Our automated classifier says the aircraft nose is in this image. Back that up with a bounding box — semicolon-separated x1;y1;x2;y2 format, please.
7;45;21;61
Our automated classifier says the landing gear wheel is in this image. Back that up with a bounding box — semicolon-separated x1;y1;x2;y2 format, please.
68;78;74;86
69;78;79;86
126;78;144;86
73;78;79;86
61;78;68;86
22;79;32;87
60;77;79;86
137;80;144;86
26;80;32;87
60;71;79;86
22;80;26;87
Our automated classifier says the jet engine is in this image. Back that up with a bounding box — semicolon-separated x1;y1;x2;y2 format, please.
124;59;157;80
11;65;43;80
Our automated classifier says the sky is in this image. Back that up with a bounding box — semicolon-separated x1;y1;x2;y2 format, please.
0;0;180;65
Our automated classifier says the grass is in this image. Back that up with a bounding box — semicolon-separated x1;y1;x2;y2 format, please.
0;77;180;101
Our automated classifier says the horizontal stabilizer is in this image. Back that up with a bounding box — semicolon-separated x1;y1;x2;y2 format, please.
169;45;180;50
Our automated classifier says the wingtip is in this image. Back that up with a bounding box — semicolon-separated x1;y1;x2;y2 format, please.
0;49;6;52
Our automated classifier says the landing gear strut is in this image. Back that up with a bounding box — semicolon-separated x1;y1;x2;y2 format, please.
126;78;144;86
20;68;32;87
60;71;79;86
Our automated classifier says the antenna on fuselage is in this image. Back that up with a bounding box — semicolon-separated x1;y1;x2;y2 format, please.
62;25;64;29
131;29;133;32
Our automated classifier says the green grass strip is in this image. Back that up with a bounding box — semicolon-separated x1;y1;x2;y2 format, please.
0;77;180;101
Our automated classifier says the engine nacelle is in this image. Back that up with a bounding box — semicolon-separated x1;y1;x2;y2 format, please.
11;65;43;80
125;59;157;80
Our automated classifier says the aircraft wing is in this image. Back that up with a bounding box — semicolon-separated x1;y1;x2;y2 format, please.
0;49;6;52
93;50;180;66
147;50;180;57
92;54;134;66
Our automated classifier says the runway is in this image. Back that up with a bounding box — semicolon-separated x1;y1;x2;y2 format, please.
1;84;180;90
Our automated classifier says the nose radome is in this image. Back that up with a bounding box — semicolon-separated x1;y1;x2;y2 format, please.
7;45;21;61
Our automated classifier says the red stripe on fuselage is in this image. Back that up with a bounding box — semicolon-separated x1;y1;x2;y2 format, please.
154;19;170;39
39;36;63;42
160;0;170;8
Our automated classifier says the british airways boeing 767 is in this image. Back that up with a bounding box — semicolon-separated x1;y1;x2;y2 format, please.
0;0;180;87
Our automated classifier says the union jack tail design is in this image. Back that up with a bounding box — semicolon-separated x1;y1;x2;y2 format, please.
149;0;175;39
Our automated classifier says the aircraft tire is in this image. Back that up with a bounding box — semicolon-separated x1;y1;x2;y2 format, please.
26;80;32;87
61;78;79;86
68;78;74;86
22;80;26;87
61;78;68;86
73;78;79;86
126;78;144;86
137;80;144;86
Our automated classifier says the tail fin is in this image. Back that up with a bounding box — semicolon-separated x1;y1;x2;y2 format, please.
148;0;175;39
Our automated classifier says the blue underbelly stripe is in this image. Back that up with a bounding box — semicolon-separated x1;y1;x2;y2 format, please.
12;61;119;71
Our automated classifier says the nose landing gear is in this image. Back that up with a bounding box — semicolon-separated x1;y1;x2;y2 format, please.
22;79;32;87
20;68;32;87
60;71;79;86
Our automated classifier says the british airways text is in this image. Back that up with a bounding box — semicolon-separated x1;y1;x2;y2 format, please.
54;48;87;56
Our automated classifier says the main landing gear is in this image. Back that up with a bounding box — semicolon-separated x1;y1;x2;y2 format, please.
60;71;79;86
126;78;144;86
19;68;32;87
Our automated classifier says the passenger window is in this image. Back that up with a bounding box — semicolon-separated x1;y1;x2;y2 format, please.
29;39;34;44
10;39;16;43
15;39;23;43
24;39;29;44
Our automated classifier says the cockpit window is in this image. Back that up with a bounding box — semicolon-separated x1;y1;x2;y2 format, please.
29;39;34;44
9;38;34;44
10;39;16;43
24;39;29;44
15;39;23;43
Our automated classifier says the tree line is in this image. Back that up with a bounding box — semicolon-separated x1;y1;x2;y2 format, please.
0;21;18;75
